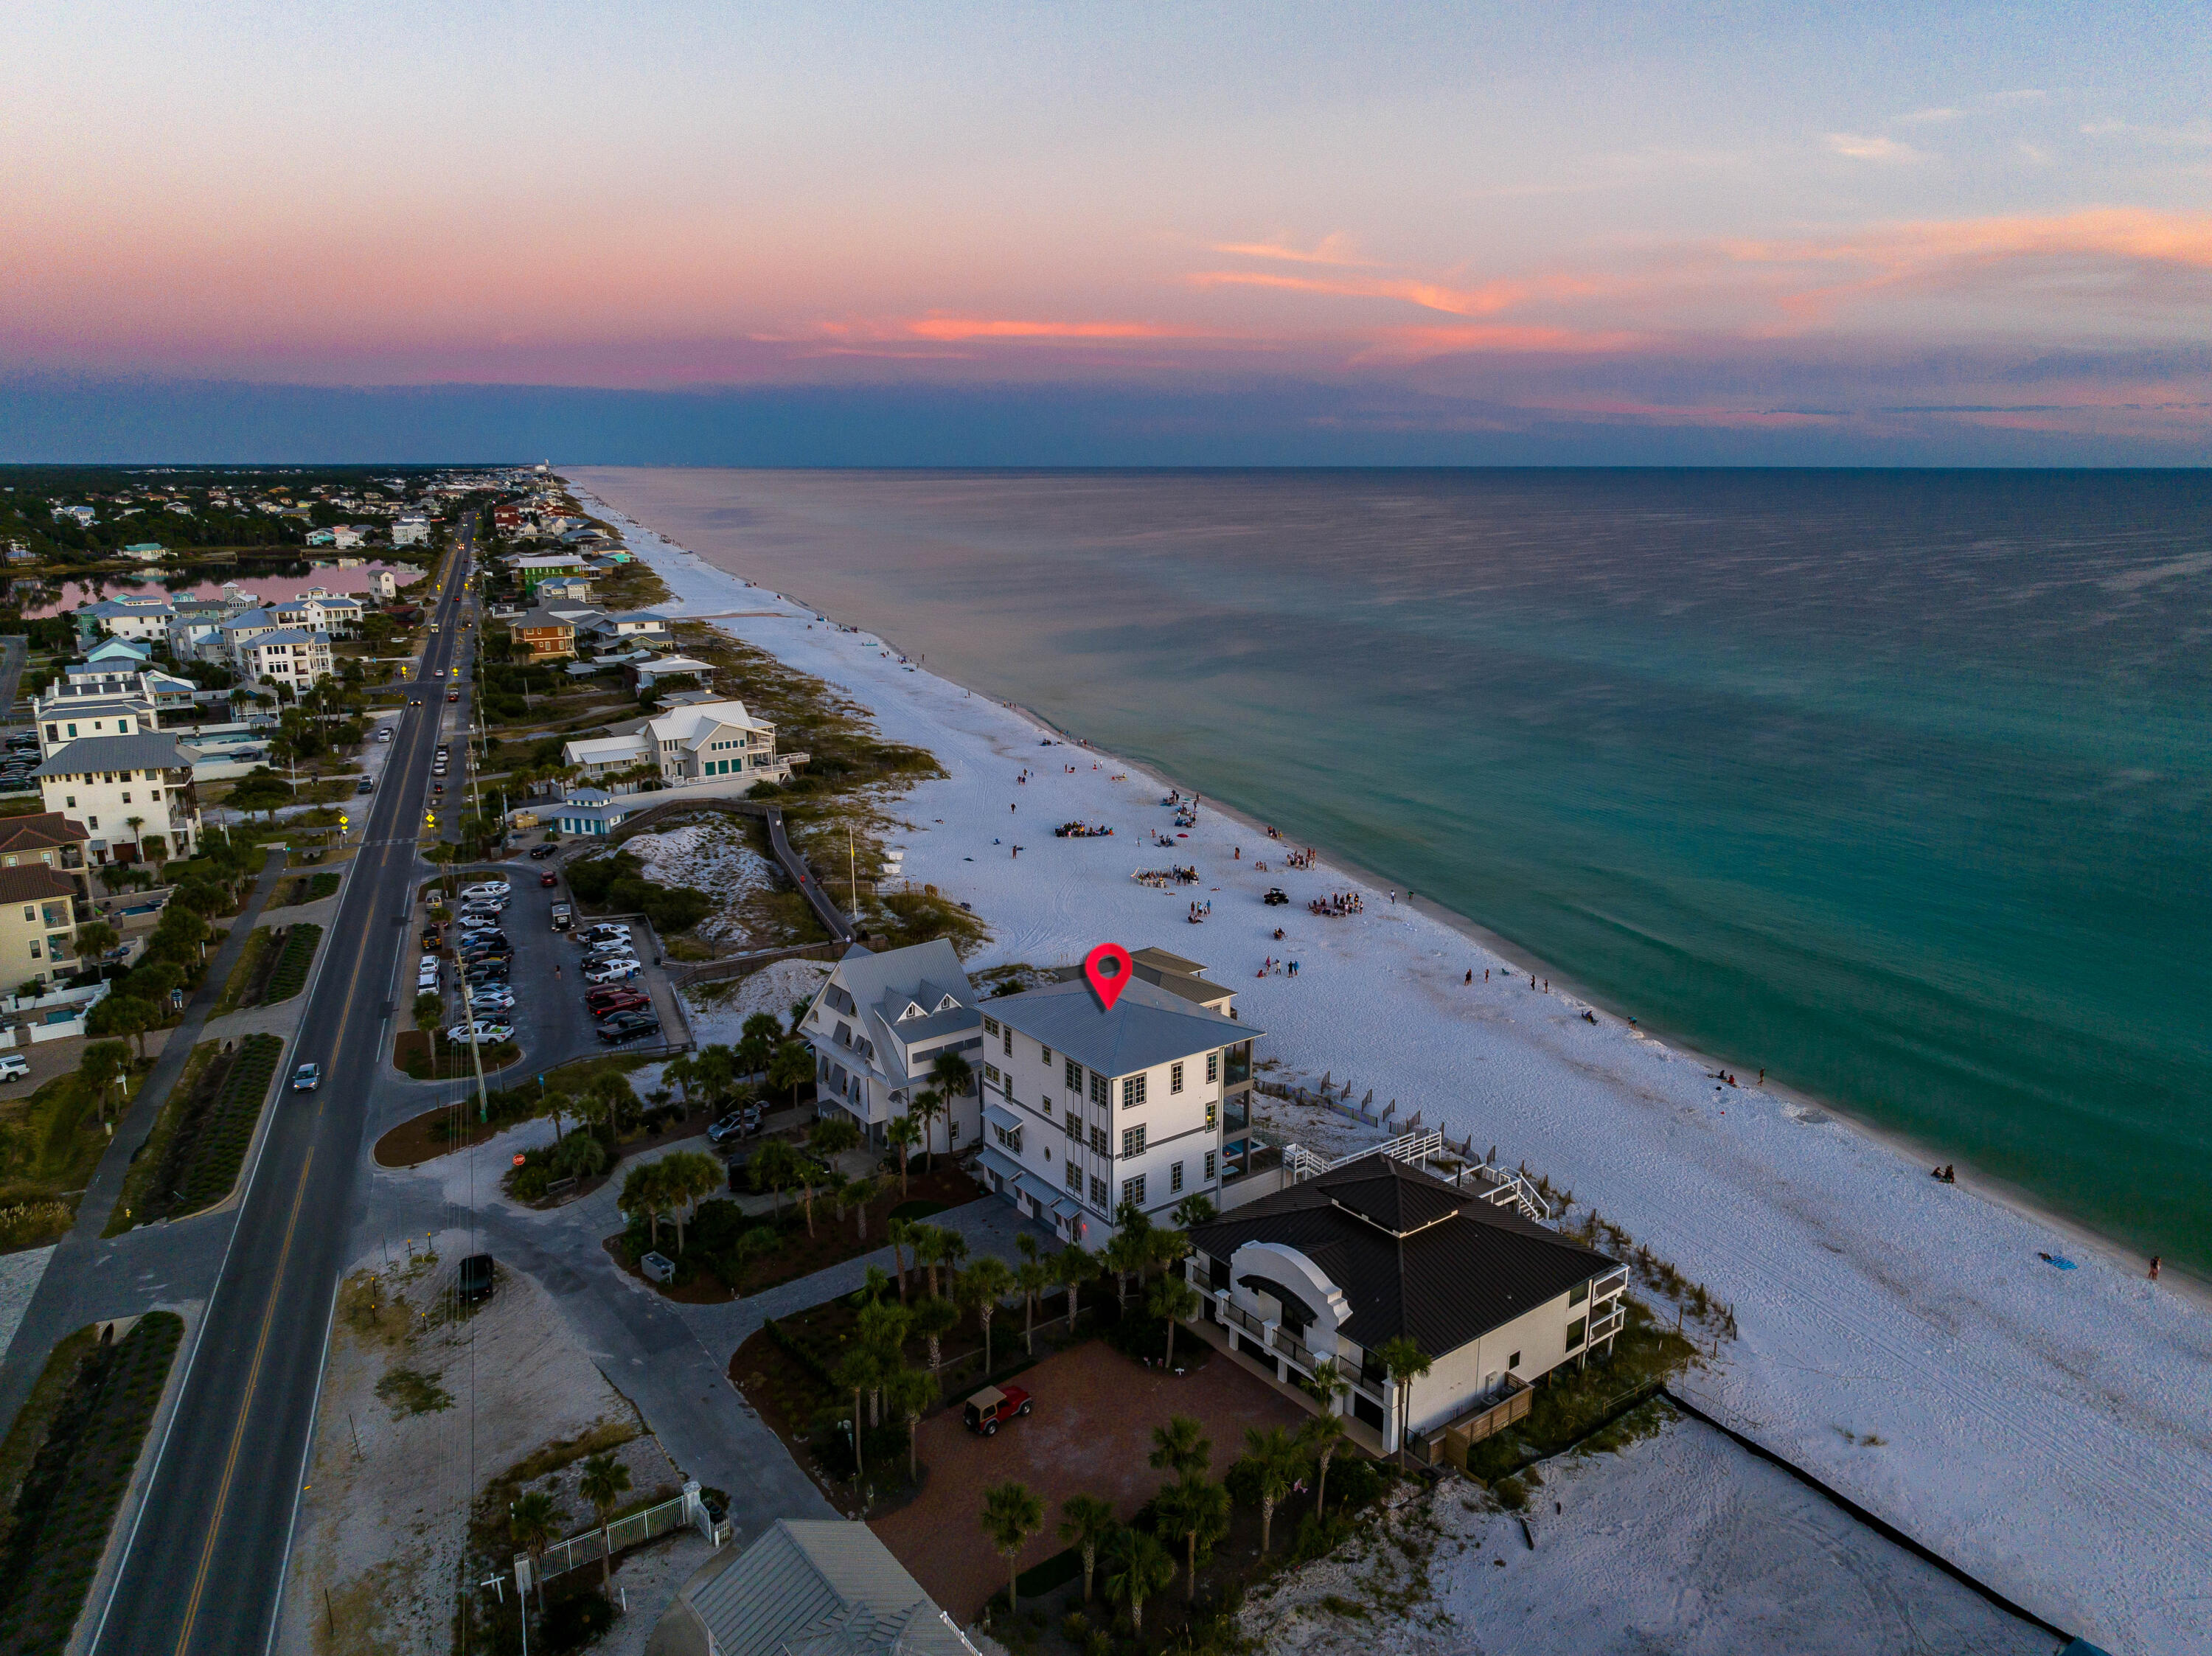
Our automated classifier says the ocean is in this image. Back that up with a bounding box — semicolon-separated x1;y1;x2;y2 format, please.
574;467;2212;1271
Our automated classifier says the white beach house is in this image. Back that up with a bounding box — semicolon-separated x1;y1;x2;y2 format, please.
971;964;1261;1244
802;940;986;1154
559;697;801;793
33;730;202;863
1180;1151;1627;1461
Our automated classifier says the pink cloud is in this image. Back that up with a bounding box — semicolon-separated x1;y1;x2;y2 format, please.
1208;234;1377;267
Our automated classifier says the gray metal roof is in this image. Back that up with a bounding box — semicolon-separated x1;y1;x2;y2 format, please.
34;731;196;777
689;1520;977;1656
991;975;1255;1079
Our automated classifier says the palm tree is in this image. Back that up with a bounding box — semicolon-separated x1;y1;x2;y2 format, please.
578;1454;633;1587
692;1044;735;1104
911;1295;959;1371
835;1346;881;1481
1057;1493;1117;1604
810;1112;862;1164
1172;1192;1217;1228
842;1173;880;1240
1104;1525;1175;1634
979;1481;1044;1616
737;1011;782;1079
509;1491;560;1614
1015;1254;1055;1355
767;1038;814;1106
661;1053;698;1110
1298;1412;1349;1521
1153;1476;1230;1600
748;1137;800;1216
662;1150;723;1252
1102;1227;1148;1309
621;1159;672;1250
1147;1225;1192;1284
1147;1271;1201;1368
886;1365;936;1483
1149;1414;1211;1483
909;1087;945;1172
729;1226;778;1293
885;1114;920;1198
850;1264;896;1308
927;1048;974;1133
1243;1424;1302;1554
1057;1245;1097;1330
919;1225;966;1298
886;1217;919;1301
956;1256;1015;1373
1376;1335;1433;1468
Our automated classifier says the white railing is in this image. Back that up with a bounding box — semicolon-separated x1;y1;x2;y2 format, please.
1281;1129;1442;1187
514;1481;724;1591
1457;1161;1551;1222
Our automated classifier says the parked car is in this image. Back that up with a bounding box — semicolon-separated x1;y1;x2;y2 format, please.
462;880;509;897
529;843;558;860
580;922;630;942
583;961;641;986
549;902;573;932
470;991;517;1012
465;963;512;984
356;777;374;794
0;1053;30;1082
584;939;637;961
963;1384;1033;1436
291;1062;321;1091
447;690;459;702
596;1012;660;1045
421;927;443;949
706;1104;762;1144
584;987;650;1017
448;1021;515;1044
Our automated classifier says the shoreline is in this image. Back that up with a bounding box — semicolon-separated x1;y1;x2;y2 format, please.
570;489;2191;1309
571;473;2212;1654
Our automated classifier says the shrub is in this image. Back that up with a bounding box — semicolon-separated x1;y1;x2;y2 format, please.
538;1587;613;1652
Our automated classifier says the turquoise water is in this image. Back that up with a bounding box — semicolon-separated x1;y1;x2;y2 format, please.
585;467;2212;1270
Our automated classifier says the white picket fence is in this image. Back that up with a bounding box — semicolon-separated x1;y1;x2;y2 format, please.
513;1481;726;1593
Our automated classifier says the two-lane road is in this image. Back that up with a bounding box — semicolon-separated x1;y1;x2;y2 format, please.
92;530;477;1656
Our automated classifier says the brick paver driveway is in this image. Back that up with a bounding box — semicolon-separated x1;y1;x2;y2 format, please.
872;1339;1307;1621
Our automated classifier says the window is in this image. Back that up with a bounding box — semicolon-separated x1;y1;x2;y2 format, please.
1206;1051;1219;1084
1121;1175;1147;1208
1204;1101;1216;1129
1089;1124;1108;1157
1203;1151;1216;1181
19;906;32;922
1064;1113;1079;1140
1065;1057;1082;1093
1170;1062;1183;1094
29;941;40;959
1003;1026;1012;1058
947;1118;960;1142
1170;1160;1183;1193
1569;1281;1589;1307
1090;1175;1108;1206
1066;1160;1083;1193
1121;1074;1146;1108
1121;1124;1146;1158
1041;1096;1054;1118
1041;1046;1051;1065
1088;1071;1107;1109
1565;1317;1587;1351
992;1121;1021;1152
982;1015;1001;1037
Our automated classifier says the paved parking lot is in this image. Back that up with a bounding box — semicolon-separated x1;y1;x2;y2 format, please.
428;861;688;1080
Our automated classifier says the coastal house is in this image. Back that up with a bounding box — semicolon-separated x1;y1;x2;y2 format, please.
236;628;335;692
218;608;279;661
33;731;201;862
629;653;717;693
533;574;594;602
544;790;639;837
588;610;674;647
0;863;85;985
559;697;799;792
1178;1152;1626;1461
78;595;175;644
392;514;430;546
509;552;588;592
37;688;159;757
271;591;364;638
0;812;94;910
802;940;985;1154
52;505;97;527
167;596;239;660
508;607;579;661
972;962;1261;1241
682;1519;978;1656
120;541;168;563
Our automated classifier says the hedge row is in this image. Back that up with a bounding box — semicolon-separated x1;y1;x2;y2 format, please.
260;924;322;1004
176;1034;284;1214
0;1312;184;1655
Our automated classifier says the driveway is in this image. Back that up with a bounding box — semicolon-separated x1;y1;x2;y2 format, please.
869;1337;1310;1621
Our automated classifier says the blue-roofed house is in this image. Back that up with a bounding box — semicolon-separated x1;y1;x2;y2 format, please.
801;940;985;1156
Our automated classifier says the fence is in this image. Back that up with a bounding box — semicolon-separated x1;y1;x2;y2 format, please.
514;1481;727;1593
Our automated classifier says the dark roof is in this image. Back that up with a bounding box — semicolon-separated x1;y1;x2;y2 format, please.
0;863;79;904
1186;1153;1618;1359
0;813;89;854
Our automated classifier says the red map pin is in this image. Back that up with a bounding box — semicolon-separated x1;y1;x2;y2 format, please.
1083;942;1133;1011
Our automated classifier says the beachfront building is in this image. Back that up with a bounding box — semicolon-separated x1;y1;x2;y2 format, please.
0;862;84;984
684;1519;979;1656
559;697;799;793
392;514;430;547
234;628;334;693
32;731;201;863
509;552;588;593
629;653;717;694
77;595;175;644
586;610;674;647
269;591;364;637
1180;1152;1627;1461
543;790;641;837
801;939;984;1155
972;964;1260;1243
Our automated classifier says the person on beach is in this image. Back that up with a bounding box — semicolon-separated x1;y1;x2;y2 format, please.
1466;969;1473;984
2149;1256;2161;1281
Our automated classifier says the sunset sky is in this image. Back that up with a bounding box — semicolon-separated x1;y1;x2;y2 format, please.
4;1;2208;462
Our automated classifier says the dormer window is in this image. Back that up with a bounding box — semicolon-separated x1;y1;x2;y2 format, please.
935;994;960;1012
898;1001;925;1022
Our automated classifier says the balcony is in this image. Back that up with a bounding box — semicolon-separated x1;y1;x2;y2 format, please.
1587;1304;1626;1346
1271;1326;1318;1374
1214;1296;1266;1341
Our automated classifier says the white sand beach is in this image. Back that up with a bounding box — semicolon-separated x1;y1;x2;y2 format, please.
572;479;2212;1656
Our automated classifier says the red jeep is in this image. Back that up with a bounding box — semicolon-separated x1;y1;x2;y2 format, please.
962;1384;1032;1436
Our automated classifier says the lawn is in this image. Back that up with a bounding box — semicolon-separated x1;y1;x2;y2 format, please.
0;1057;152;1250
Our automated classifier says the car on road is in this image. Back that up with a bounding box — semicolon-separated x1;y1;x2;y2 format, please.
963;1384;1033;1436
0;1054;29;1082
291;1062;320;1091
583;960;641;985
447;690;459;702
538;871;558;887
596;1011;660;1044
408;697;422;706
529;843;558;860
448;1021;514;1044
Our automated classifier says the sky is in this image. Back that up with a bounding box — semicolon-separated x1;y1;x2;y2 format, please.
3;0;2208;464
